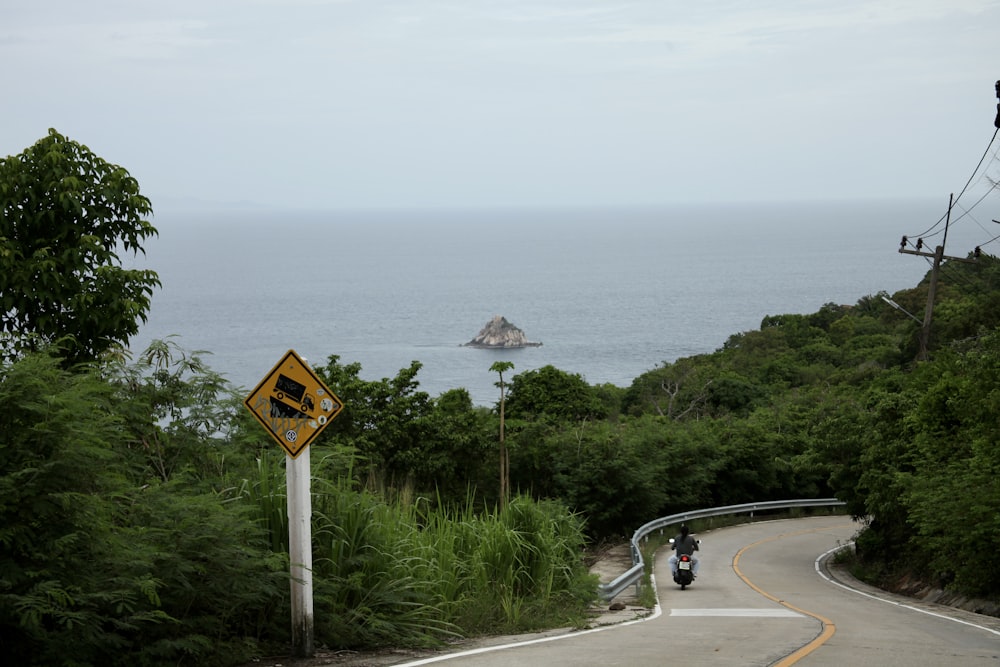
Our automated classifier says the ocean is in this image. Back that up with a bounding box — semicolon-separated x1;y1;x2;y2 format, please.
126;198;981;406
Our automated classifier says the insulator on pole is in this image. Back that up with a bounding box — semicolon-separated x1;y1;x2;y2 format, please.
994;80;1000;128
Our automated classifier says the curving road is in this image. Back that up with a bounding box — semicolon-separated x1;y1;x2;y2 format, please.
396;515;1000;666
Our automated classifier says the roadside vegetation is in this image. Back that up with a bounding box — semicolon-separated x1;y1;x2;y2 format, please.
3;130;999;665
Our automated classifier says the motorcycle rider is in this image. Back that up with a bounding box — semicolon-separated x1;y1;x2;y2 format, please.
669;524;700;578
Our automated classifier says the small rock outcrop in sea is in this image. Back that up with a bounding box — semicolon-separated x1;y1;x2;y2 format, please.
463;315;542;348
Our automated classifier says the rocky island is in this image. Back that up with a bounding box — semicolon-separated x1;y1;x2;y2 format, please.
463;315;542;348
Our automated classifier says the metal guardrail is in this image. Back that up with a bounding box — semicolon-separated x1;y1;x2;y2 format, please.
597;498;846;601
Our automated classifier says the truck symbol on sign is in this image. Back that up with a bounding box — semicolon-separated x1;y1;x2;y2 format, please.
270;373;315;419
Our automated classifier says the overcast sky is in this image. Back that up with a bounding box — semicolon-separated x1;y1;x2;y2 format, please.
3;1;999;210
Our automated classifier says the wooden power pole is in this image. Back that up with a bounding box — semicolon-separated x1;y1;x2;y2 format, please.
898;194;979;360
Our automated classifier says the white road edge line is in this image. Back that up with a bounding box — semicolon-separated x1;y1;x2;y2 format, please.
393;575;664;666
815;543;1000;638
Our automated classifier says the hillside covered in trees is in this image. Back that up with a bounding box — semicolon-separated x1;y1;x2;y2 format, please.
310;249;1000;604
487;253;1000;594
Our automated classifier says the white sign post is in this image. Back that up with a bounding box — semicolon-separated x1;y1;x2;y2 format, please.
286;449;314;657
243;350;343;659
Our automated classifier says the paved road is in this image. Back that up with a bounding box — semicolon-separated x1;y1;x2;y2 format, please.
395;515;1000;666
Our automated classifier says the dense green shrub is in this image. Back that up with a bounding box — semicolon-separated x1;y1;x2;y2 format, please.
0;350;288;666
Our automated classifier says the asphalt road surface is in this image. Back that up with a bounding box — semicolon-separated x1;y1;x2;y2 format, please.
393;515;1000;666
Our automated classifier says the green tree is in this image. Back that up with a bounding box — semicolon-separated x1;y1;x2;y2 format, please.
504;365;606;422
490;361;514;506
0;345;291;666
0;129;159;364
112;338;239;485
0;348;281;666
545;417;716;538
0;351;134;664
621;356;716;419
314;356;435;489
422;388;496;500
901;334;1000;595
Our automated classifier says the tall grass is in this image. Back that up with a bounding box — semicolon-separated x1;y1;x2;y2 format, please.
238;449;288;553
240;466;598;650
450;497;596;633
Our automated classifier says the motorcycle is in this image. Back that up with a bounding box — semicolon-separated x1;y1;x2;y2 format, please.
674;553;695;589
669;537;699;590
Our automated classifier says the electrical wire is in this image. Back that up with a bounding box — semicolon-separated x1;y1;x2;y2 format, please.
976;229;1000;249
953;126;1000;208
954;191;1000;238
937;258;981;292
903;179;1000;250
907;127;1000;240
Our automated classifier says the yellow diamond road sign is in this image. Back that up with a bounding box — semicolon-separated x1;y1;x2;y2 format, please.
244;350;344;458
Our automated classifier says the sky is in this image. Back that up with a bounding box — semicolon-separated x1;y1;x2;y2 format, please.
2;0;1000;210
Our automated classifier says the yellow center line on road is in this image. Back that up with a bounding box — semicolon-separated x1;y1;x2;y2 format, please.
731;524;854;666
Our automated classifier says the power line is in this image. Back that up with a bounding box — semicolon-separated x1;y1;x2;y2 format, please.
907;126;999;240
937;256;981;292
907;177;1000;249
903;82;1000;252
951;127;999;208
953;192;1000;239
894;81;1000;361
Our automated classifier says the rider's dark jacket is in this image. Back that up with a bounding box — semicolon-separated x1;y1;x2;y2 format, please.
672;534;699;557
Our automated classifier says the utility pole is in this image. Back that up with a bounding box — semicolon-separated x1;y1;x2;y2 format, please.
898;193;979;360
898;79;1000;359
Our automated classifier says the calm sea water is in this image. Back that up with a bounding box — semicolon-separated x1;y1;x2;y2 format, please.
127;198;980;405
